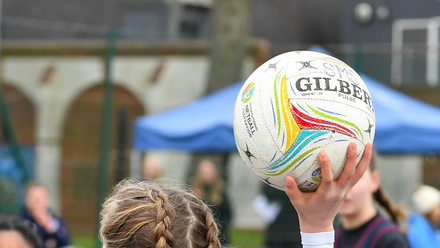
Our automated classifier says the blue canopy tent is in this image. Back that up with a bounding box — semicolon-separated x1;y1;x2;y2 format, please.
133;83;242;152
133;72;440;155
363;74;440;154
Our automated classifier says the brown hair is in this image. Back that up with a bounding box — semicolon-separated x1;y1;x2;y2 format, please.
192;159;224;205
99;178;221;248
370;150;407;227
25;182;47;194
0;214;42;248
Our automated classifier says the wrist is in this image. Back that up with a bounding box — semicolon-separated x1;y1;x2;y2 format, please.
299;220;334;233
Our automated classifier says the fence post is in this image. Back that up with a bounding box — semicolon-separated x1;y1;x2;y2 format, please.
94;29;116;248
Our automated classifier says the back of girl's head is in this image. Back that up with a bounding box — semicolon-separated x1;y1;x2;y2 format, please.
99;178;221;248
369;150;407;226
0;214;42;248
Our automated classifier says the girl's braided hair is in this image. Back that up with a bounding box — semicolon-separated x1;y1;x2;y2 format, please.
100;178;221;248
370;150;407;227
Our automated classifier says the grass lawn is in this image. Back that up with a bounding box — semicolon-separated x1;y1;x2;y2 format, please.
71;236;96;248
72;229;264;248
229;229;264;248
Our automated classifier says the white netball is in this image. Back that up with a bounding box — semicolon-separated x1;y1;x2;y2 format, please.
233;51;375;192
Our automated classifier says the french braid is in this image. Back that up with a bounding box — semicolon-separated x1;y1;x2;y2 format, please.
149;188;175;248
201;201;221;248
175;190;221;248
100;178;221;248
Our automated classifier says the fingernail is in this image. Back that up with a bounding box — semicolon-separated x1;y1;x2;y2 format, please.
351;142;357;152
286;177;292;187
368;143;373;153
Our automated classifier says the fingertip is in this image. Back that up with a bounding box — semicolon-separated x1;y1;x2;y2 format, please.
285;175;299;193
319;150;328;161
285;175;301;199
285;176;302;207
285;175;296;188
350;142;357;152
366;143;373;154
318;151;334;184
362;143;373;162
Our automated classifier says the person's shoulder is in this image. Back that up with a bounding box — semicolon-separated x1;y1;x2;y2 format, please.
375;228;410;248
409;213;429;224
409;213;423;220
408;212;434;232
47;209;69;225
19;210;32;221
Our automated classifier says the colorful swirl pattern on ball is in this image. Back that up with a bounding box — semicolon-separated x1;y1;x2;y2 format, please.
273;69;300;154
290;103;363;140
258;130;329;176
265;68;364;177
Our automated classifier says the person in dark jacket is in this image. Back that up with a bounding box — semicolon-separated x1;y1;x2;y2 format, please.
262;182;301;248
20;182;70;248
191;159;233;246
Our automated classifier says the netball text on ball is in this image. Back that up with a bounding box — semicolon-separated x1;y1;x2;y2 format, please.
242;102;259;138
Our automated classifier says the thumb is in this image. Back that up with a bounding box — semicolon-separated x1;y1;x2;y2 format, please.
285;175;302;203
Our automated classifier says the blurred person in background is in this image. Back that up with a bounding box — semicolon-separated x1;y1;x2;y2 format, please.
262;183;301;248
407;185;440;248
0;214;42;248
191;159;232;246
142;155;163;180
335;151;410;248
20;182;70;248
